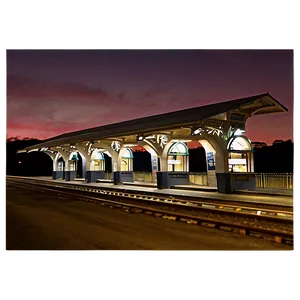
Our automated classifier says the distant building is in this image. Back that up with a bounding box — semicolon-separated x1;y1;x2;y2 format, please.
252;141;267;148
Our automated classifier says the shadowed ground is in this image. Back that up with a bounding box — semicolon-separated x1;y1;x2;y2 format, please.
6;185;292;250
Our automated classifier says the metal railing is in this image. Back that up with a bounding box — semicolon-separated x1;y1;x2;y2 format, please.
255;173;293;190
104;171;293;190
133;171;154;182
104;172;112;180
189;172;208;186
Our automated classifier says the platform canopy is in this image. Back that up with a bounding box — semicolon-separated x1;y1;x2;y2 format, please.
23;93;287;151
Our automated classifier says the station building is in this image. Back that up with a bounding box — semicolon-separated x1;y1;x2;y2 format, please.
19;93;287;193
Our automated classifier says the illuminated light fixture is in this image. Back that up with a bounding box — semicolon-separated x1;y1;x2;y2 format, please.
172;139;192;143
193;128;201;135
234;129;245;136
137;135;144;141
71;153;79;160
111;141;121;152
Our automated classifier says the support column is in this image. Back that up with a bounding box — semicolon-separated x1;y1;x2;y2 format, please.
113;147;133;184
86;148;107;183
52;152;64;179
199;134;230;193
150;154;158;183
53;148;75;181
75;144;89;179
40;150;63;180
214;144;230;193
75;144;90;181
198;140;217;187
250;152;254;172
143;144;159;183
142;134;172;188
144;138;187;189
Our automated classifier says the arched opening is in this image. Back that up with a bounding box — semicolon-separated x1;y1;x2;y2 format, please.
86;149;110;183
90;150;105;171
167;142;189;172
68;151;84;178
56;156;65;179
131;145;153;182
18;151;53;176
57;156;65;172
227;136;253;172
198;139;218;187
186;141;209;186
121;148;133;171
186;141;207;172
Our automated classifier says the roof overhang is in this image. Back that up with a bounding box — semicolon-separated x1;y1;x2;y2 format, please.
234;93;287;116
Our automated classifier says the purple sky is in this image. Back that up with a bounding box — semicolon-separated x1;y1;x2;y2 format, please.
6;50;293;144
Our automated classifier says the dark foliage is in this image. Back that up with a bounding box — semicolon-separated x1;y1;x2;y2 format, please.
253;140;293;173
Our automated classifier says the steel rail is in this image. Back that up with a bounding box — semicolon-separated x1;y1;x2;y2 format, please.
10;178;295;245
5;178;295;219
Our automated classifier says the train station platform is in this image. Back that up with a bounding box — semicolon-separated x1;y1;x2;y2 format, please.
124;181;218;192
8;176;293;207
98;179;292;197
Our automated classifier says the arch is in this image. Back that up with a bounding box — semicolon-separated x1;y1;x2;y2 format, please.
69;151;79;161
121;159;128;168
196;139;216;172
198;139;216;154
27;148;39;153
103;150;112;158
167;142;189;172
227;136;252;152
227;136;253;172
90;149;105;171
28;148;57;163
21;149;53;176
121;148;134;158
168;142;189;156
119;147;134;171
67;151;86;178
91;149;105;161
56;156;65;172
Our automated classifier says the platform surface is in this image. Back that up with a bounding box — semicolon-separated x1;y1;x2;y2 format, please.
7;176;293;207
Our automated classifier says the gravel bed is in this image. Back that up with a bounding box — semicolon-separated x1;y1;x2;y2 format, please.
8;178;293;212
8;182;293;234
116;198;293;232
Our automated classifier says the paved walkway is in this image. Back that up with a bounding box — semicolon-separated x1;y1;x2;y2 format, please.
235;188;293;197
9;176;293;207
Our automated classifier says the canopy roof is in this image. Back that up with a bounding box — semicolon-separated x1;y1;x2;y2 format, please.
24;93;287;151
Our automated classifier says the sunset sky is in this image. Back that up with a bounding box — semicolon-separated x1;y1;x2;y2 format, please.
6;50;293;145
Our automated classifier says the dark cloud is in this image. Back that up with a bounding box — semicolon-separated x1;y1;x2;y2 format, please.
143;84;170;98
6;50;293;144
7;74;108;101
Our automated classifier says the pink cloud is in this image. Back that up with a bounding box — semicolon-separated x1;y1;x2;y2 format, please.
7;75;108;100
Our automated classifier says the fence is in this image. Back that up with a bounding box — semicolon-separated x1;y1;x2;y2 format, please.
255;173;293;190
104;171;293;190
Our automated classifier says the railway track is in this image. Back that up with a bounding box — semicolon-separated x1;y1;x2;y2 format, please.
6;176;293;246
7;176;293;211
